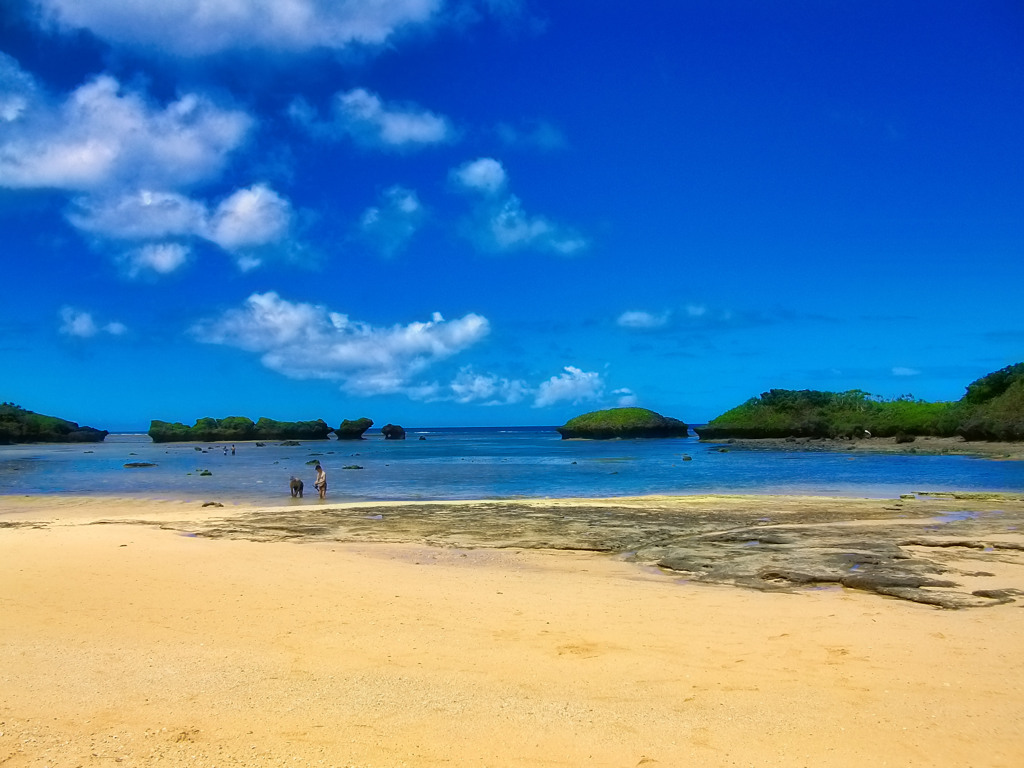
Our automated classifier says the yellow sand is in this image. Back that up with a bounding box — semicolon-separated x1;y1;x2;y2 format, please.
1;496;1023;767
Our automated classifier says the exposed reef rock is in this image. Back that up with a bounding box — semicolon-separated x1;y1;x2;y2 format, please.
162;493;1024;610
335;417;373;440
557;407;689;440
381;424;406;440
148;416;331;442
0;403;108;444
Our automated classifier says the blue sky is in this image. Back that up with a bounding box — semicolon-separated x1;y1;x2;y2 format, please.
1;1;1022;431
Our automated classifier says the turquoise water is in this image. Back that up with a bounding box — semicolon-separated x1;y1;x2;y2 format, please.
1;427;1022;502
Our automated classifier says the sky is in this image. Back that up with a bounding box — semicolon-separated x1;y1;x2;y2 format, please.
1;0;1022;431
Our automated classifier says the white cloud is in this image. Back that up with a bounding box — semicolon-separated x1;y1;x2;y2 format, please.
449;367;529;405
292;88;453;149
59;307;126;338
30;0;445;56
451;157;507;195
892;366;921;377
123;243;192;277
0;61;251;191
67;184;295;272
613;388;638;407
534;366;604;408
451;157;588;255
0;53;37;123
496;119;566;151
68;190;207;240
359;185;424;256
488;195;587;254
617;310;670;329
192;292;490;397
206;184;292;252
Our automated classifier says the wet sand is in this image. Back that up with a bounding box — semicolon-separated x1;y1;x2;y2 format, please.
2;493;1024;767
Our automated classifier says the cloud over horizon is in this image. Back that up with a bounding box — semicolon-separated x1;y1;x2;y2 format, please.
534;366;604;407
191;292;491;397
617;310;671;330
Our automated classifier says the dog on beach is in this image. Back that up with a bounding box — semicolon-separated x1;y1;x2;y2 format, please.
289;476;304;497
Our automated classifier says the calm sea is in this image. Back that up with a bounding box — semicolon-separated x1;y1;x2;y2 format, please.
1;427;1022;502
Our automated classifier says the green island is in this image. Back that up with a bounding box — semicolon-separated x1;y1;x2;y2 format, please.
557;407;689;439
695;362;1024;442
0;403;108;444
148;416;333;443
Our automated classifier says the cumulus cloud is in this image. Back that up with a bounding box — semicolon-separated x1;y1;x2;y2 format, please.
451;157;587;255
59;307;127;338
359;185;425;256
617;310;670;330
68;183;295;272
29;0;445;56
206;184;292;253
534;366;604;408
122;243;192;278
0;58;251;192
291;88;453;149
613;388;638;407
451;157;507;195
449;367;529;405
68;190;207;240
191;292;490;397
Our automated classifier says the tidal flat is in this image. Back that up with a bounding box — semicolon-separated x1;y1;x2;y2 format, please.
10;491;1023;610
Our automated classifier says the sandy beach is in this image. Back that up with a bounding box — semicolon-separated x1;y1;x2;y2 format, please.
3;494;1024;767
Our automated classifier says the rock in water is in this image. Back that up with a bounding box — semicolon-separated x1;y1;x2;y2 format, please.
335;417;373;439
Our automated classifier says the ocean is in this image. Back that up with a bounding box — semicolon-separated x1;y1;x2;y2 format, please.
1;427;1022;502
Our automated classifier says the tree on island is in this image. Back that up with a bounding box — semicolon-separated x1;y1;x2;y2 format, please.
0;403;108;444
695;362;1024;442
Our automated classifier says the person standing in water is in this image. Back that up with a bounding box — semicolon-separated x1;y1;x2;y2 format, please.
314;463;327;500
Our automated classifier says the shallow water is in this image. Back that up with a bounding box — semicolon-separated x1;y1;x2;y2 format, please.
1;427;1022;502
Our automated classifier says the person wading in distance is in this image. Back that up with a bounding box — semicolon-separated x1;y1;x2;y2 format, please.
314;462;327;500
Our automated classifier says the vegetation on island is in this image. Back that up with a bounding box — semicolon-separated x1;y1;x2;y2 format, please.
148;416;332;443
0;403;108;444
957;363;1024;440
557;408;690;439
696;362;1024;442
335;417;373;439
